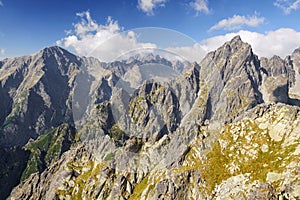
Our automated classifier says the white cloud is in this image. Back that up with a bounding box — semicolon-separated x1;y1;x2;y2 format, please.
209;14;265;31
274;0;300;14
58;11;300;65
0;1;3;6
57;11;208;63
201;28;300;58
165;43;207;62
0;48;5;60
57;11;157;62
137;0;167;15
190;0;210;14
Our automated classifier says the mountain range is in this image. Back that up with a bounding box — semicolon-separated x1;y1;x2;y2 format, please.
1;36;300;199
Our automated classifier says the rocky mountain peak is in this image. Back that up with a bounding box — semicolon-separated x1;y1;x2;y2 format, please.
198;35;262;125
208;35;253;67
39;46;80;65
124;53;173;68
40;46;69;57
36;46;81;77
228;35;243;45
223;35;251;55
293;47;300;54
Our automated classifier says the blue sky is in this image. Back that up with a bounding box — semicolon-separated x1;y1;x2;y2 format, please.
1;0;300;61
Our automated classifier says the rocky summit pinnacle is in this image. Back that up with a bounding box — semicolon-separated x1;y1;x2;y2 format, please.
227;35;245;48
1;36;300;200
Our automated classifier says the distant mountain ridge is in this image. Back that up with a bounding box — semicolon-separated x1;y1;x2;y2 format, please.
1;36;300;199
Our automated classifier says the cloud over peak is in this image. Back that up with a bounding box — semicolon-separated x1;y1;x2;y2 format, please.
201;28;300;58
137;0;167;15
57;11;300;65
209;14;265;31
57;11;156;62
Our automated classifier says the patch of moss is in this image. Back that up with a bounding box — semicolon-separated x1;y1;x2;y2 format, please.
199;119;299;193
203;141;231;192
104;152;115;161
241;137;298;182
2;91;29;129
109;124;129;147
173;116;299;195
20;153;42;181
58;161;94;199
129;96;145;112
129;96;147;124
148;85;164;104
45;142;62;164
56;161;105;199
21;124;75;181
128;174;149;200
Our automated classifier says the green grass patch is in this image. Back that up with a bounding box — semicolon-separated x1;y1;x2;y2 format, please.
21;124;75;181
56;161;105;199
109;124;129;146
104;152;115;161
128;174;149;200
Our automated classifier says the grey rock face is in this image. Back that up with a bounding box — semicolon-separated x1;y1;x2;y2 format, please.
259;50;300;107
9;103;300;200
260;56;290;103
195;36;263;126
0;47;84;199
287;48;300;101
0;46;81;147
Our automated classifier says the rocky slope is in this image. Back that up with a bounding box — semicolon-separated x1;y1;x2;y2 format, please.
8;104;300;200
0;46;189;199
0;47;81;198
1;36;300;199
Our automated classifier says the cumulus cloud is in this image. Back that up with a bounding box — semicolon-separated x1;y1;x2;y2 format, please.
137;0;167;15
57;11;156;62
209;14;265;31
165;43;207;62
201;28;300;58
57;11;300;64
274;0;300;14
190;0;210;14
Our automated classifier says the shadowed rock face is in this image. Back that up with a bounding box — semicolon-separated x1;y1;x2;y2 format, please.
0;46;81;147
2;36;300;200
0;47;83;199
260;55;290;103
259;49;300;107
0;147;29;199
